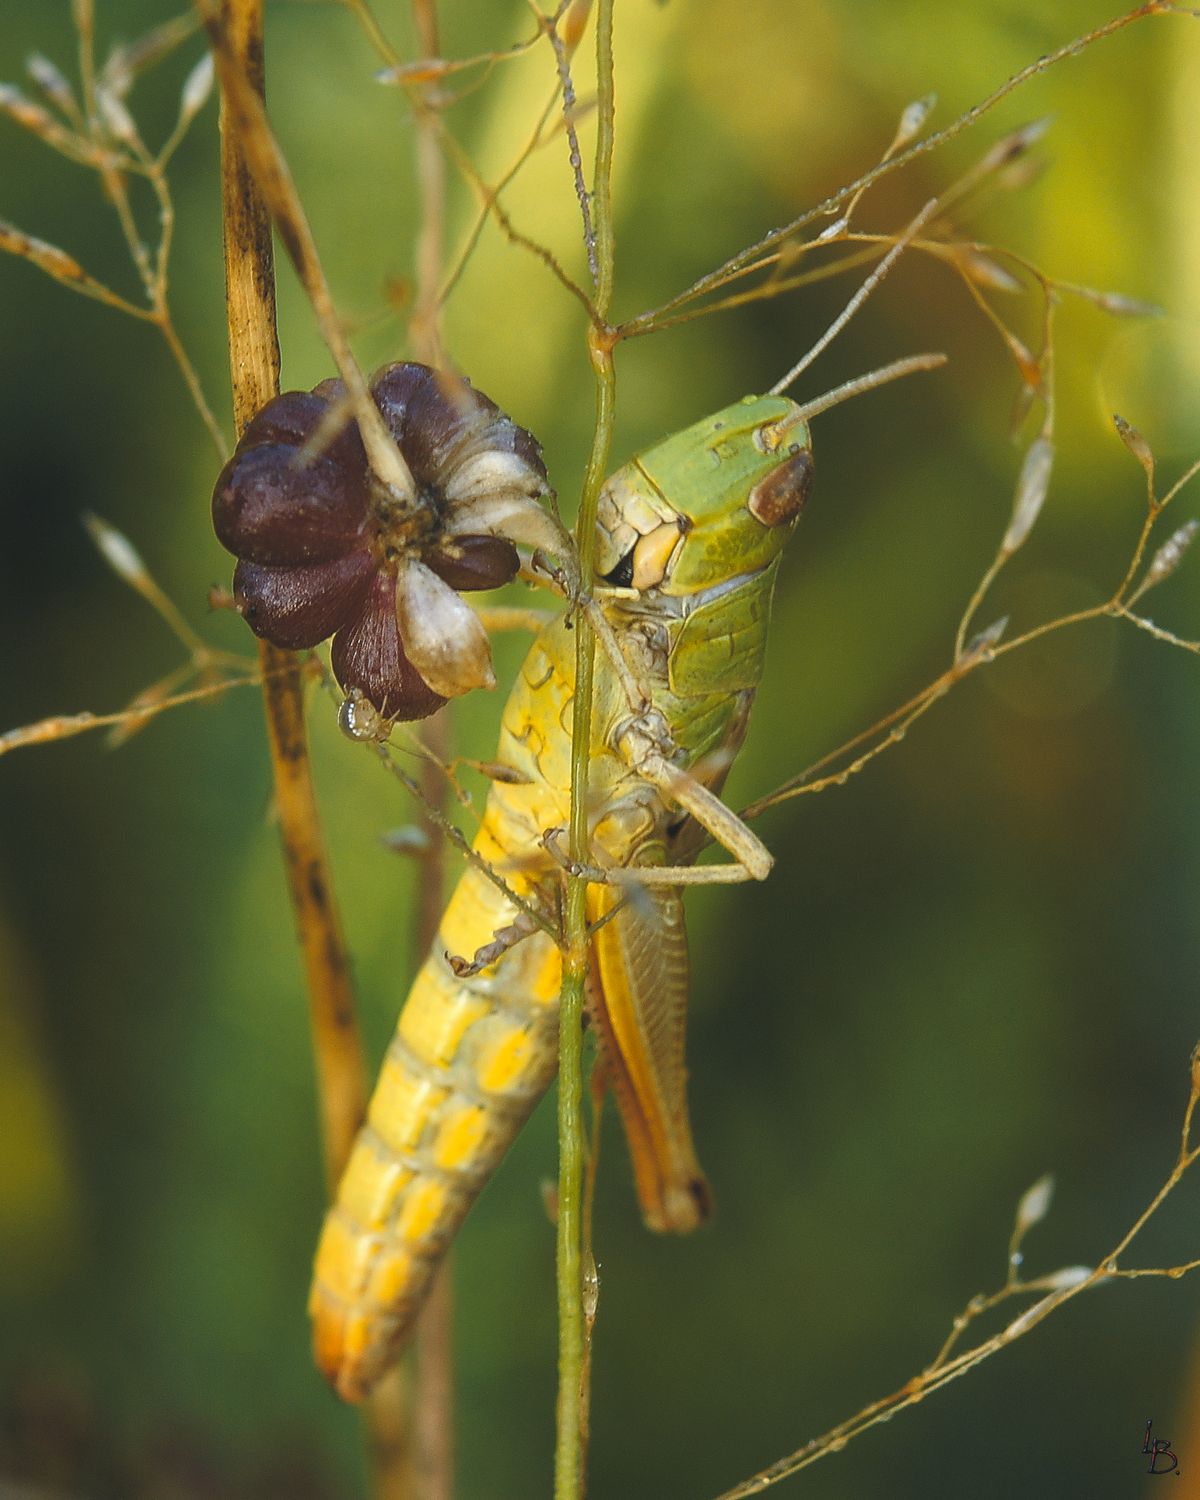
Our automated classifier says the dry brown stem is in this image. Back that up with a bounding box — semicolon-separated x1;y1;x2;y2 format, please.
215;0;367;1197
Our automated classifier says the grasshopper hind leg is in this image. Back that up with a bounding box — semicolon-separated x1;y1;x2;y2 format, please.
586;881;713;1234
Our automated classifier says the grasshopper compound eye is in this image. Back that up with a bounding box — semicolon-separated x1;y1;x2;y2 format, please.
748;447;813;527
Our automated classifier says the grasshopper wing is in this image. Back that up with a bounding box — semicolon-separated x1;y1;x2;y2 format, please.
587;882;712;1233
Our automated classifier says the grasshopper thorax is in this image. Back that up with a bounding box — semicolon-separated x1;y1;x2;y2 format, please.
595;394;812;597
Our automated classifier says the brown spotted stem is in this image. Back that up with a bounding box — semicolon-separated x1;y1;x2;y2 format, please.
214;6;412;1493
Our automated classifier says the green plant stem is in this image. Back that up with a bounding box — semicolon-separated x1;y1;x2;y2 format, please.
556;0;616;1492
556;346;615;1500
553;953;588;1500
591;4;616;314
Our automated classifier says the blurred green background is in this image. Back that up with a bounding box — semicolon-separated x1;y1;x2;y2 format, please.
1;2;1198;1496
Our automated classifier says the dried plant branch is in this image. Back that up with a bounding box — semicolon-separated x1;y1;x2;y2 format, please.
409;0;447;372
0;219;153;316
530;0;598;285
0;21;226;456
2;515;260;758
743;425;1198;825
437;82;560;311
713;1048;1200;1498
198;0;418;503
615;113;1108;367
621;3;1185;338
437;123;596;317
216;0;367;1194
0;672;265;758
363;2;599;322
350;0;546;76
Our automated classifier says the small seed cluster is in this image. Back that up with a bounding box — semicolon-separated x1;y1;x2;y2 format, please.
213;362;556;721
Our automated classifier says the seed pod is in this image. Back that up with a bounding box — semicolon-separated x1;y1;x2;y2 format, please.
1141;518;1198;593
330;574;446;722
211;362;555;721
395;557;497;698
1014;1174;1054;1237
1002;436;1054;556
232;552;375;651
425;533;521;592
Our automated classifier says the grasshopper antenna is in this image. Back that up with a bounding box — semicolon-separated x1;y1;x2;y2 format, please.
769;199;937;398
789;352;947;422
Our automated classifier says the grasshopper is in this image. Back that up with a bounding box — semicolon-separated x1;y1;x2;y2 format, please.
308;323;943;1400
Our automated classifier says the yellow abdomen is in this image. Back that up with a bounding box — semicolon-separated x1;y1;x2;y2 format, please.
310;614;644;1400
310;798;564;1401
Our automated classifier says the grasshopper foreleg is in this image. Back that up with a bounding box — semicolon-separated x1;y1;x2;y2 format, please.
612;712;774;882
540;707;774;888
582;597;651;714
542;825;755;887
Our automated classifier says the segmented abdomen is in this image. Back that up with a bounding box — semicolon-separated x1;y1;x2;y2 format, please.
309;822;562;1402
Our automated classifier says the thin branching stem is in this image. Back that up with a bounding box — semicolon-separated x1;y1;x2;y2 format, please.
158;312;228;458
360;730;562;943
410;0;446;371
437;123;596;317
745;419;1199;825
0;670;265;756
437;83;559;309
536;2;598;286
1;20;228;456
621;3;1179;338
713;1061;1200;1498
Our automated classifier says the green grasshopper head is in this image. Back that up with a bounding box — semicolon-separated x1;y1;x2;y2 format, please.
594;394;812;597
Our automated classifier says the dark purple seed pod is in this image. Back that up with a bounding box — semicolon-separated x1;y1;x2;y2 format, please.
378;365;500;488
240;390;362;466
425;535;521;593
233;551;376;651
330;573;446;722
212;444;369;565
212;362;560;722
370;364;549;509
